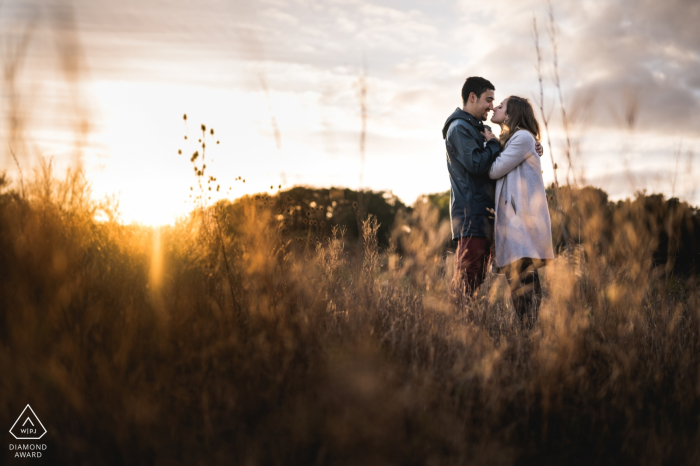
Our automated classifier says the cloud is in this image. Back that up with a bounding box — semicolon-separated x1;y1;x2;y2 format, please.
547;1;699;132
2;0;699;206
445;0;700;134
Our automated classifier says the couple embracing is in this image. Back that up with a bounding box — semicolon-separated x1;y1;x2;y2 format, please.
442;76;554;328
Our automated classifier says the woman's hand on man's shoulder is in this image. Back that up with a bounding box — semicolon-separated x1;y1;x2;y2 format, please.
535;140;543;157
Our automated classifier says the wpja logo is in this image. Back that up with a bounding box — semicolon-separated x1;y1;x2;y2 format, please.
8;405;48;458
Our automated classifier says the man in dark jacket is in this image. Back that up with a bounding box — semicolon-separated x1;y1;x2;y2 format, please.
442;76;541;298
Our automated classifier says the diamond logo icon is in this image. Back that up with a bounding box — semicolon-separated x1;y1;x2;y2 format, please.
9;405;47;440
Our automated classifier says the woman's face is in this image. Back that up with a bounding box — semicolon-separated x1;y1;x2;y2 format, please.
491;98;508;124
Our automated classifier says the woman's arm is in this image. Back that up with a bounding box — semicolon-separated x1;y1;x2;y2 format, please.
450;122;501;175
488;131;535;180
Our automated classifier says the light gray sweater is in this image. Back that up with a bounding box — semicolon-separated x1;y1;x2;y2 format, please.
488;130;554;270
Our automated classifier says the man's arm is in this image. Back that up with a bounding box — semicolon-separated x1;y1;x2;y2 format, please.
450;123;500;175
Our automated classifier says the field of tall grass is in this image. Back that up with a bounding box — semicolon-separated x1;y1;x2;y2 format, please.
1;155;699;465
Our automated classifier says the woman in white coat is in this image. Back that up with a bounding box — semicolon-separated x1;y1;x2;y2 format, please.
482;96;554;328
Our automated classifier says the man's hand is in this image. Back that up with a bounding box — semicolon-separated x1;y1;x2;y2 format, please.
486;207;495;220
535;141;543;157
481;128;497;142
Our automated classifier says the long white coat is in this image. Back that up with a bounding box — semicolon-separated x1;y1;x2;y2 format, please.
488;129;554;270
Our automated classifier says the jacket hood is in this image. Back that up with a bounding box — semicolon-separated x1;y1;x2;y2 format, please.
442;108;482;139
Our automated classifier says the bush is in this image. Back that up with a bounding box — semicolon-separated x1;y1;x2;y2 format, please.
1;166;699;465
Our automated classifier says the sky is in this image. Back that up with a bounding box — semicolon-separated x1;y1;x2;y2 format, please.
1;0;699;225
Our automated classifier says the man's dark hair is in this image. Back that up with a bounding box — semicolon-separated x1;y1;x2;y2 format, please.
461;77;495;104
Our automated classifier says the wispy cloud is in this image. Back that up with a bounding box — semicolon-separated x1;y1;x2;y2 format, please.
1;0;699;213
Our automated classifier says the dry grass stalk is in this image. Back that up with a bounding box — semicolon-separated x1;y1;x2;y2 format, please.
533;14;572;248
547;0;577;187
0;166;699;463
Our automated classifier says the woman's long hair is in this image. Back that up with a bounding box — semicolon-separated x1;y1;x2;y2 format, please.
499;96;540;148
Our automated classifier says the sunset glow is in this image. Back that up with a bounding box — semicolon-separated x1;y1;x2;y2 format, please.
2;0;698;225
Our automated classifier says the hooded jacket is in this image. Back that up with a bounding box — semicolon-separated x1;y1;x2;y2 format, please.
442;108;501;240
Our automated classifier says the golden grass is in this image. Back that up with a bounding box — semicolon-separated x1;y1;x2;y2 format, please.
1;162;699;465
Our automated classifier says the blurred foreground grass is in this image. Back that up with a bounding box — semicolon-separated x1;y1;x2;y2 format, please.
1;160;699;465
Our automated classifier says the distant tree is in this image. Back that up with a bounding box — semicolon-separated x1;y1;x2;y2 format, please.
424;191;450;226
213;186;408;249
546;184;699;277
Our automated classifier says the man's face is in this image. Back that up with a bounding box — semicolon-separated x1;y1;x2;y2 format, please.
474;89;495;121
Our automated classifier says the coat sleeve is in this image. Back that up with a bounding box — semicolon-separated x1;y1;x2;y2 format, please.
489;131;534;180
450;123;501;175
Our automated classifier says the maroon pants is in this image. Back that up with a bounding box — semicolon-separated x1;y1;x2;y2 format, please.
452;236;492;297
